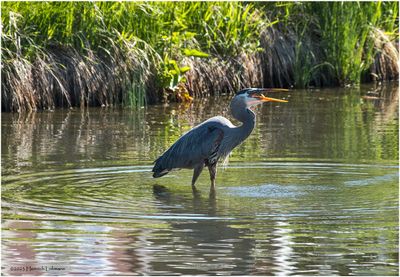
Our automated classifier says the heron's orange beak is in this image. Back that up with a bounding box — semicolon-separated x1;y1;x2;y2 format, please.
255;94;288;103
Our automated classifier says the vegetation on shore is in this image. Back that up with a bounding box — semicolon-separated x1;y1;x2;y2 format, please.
1;1;398;112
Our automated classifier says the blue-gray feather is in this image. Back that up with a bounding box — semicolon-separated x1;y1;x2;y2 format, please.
152;116;234;178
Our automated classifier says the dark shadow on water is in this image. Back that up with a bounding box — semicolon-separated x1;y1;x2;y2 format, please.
150;184;258;275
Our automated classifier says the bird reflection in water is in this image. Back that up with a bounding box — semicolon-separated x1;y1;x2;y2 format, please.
151;184;256;274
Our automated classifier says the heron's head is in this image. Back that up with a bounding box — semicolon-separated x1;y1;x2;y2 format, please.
234;88;288;108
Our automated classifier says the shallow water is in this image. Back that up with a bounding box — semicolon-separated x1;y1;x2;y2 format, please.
2;84;399;275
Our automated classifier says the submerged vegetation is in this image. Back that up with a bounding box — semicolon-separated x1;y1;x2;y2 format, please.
1;1;399;112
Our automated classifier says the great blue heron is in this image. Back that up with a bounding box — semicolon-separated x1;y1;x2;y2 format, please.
152;88;288;191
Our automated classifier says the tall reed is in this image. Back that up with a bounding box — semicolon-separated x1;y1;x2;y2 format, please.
1;2;162;111
308;1;398;86
1;2;398;112
1;2;266;111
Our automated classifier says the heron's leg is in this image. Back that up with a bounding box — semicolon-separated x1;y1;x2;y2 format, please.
192;164;204;189
208;163;217;191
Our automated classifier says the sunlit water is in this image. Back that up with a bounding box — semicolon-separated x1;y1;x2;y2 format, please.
2;85;399;275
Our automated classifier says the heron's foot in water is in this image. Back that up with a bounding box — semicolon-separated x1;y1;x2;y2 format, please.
209;186;216;199
210;180;216;193
191;185;201;196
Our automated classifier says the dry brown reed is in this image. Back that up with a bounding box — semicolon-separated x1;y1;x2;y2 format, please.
184;52;263;98
368;28;399;82
2;41;157;112
259;26;296;88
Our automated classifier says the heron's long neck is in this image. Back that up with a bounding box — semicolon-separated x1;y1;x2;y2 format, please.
232;107;256;145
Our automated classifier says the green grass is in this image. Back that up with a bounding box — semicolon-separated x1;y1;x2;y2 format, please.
309;2;393;86
263;1;399;87
1;1;398;111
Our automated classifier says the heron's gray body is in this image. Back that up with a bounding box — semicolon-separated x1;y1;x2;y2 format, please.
152;113;254;179
151;88;285;190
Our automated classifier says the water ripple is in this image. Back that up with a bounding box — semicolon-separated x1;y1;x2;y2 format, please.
2;162;398;276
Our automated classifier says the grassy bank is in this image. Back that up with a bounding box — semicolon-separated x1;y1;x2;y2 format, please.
1;1;398;112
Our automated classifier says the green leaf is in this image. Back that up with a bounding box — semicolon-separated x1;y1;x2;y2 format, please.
179;66;190;73
183;48;209;58
184;31;196;39
167;59;180;72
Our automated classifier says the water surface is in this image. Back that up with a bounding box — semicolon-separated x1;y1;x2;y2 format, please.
2;85;399;275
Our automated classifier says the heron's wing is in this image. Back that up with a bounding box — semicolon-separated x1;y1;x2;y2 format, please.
153;121;225;173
